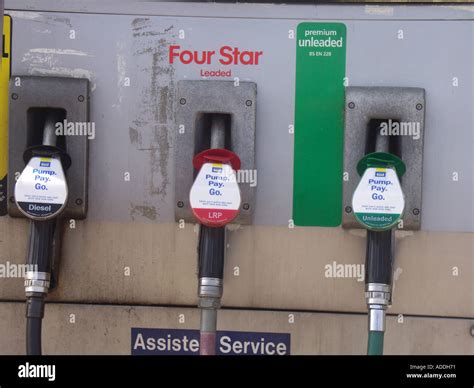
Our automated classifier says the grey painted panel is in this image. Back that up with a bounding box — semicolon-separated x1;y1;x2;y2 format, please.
5;1;474;20
5;10;473;231
8;13;179;223
172;18;296;225
345;21;473;232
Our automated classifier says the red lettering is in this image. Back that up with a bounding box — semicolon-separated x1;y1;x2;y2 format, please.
172;45;263;65
195;50;215;64
240;51;252;65
180;50;193;64
169;45;216;64
219;46;263;65
219;46;234;65
169;45;181;64
253;51;263;65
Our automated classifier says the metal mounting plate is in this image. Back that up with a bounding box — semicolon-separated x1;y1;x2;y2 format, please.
8;76;89;219
175;80;257;225
343;86;425;230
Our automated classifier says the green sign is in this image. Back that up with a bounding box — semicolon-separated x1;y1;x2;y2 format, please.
293;23;346;226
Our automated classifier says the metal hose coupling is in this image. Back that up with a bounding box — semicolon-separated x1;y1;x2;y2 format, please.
198;277;223;309
365;283;391;332
24;271;51;296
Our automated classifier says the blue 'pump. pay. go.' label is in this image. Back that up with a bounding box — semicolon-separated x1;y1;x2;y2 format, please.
131;328;290;355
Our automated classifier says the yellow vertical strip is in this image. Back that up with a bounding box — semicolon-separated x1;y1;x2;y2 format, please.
0;15;11;215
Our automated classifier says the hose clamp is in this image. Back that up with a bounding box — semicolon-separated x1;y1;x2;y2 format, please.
198;277;223;309
198;277;223;299
366;283;391;332
24;271;50;294
365;283;391;306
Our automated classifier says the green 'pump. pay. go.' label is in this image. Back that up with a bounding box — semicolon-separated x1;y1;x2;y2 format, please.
352;167;405;230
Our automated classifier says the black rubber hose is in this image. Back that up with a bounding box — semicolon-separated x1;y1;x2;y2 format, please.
26;294;45;355
198;225;225;279
25;220;55;355
365;230;393;285
26;318;42;355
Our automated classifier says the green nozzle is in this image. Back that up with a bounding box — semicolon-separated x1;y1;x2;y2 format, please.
357;152;406;178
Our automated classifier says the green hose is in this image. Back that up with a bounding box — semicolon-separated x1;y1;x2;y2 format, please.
367;330;384;355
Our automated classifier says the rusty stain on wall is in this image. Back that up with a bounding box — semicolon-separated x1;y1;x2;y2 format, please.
130;203;157;221
129;17;175;207
129;127;139;144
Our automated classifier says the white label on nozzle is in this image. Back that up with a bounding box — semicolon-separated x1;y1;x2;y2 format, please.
189;162;241;227
15;156;68;219
352;167;405;230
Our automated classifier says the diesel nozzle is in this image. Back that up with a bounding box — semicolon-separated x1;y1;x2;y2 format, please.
15;109;69;355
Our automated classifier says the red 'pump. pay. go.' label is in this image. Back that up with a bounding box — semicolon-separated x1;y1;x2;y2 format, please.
190;162;241;227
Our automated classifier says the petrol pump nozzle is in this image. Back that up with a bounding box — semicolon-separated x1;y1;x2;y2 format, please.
359;152;404;339
352;127;406;355
14;110;69;355
189;114;241;355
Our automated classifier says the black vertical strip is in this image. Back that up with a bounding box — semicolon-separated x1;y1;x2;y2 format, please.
0;176;6;215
